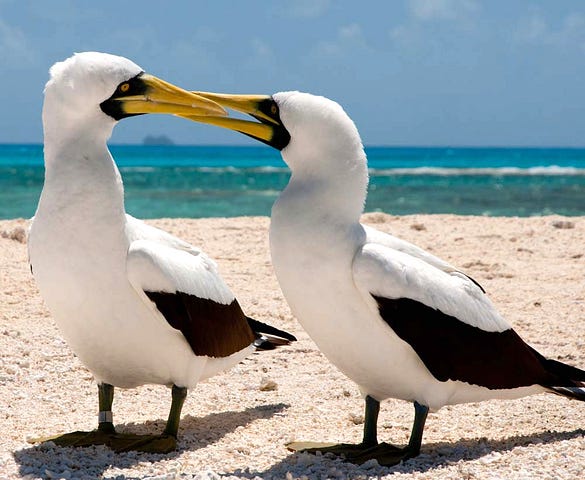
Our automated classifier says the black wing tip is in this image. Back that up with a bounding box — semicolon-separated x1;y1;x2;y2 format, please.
253;338;276;351
247;317;297;343
531;346;585;384
247;316;296;351
253;334;295;351
465;273;486;293
550;386;585;401
253;336;287;351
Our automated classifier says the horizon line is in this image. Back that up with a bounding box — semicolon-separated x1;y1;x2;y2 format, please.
2;142;585;150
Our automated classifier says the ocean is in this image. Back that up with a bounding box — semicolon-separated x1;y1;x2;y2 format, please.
1;144;584;219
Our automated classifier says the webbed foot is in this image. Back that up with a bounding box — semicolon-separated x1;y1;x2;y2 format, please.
29;430;114;448
287;441;416;467
287;441;372;456
345;442;416;466
107;433;177;453
30;431;177;454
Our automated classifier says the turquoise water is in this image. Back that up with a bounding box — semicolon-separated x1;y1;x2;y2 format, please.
1;144;584;219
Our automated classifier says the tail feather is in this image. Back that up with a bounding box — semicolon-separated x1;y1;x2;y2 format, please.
531;346;585;401
253;335;292;351
247;317;297;350
550;386;585;401
536;352;585;382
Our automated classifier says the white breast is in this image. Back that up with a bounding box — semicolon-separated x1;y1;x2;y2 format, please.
269;206;544;410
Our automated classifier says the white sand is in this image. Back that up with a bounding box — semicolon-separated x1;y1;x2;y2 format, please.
0;214;584;479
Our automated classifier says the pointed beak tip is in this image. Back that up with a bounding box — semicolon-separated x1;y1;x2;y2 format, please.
190;95;228;117
214;104;229;116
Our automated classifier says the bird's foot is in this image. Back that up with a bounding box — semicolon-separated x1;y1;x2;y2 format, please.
29;431;177;454
28;430;115;448
345;442;418;466
287;441;370;456
287;441;417;467
107;433;177;453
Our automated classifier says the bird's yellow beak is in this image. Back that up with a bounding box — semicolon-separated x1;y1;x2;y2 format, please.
100;74;227;120
178;92;291;150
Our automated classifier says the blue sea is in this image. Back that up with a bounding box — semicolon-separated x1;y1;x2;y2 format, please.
1;144;584;219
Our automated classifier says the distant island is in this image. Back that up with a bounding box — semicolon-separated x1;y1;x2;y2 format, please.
142;134;175;146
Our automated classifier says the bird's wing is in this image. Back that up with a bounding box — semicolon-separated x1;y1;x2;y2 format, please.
126;237;255;358
125;214;202;255
362;225;486;292
352;242;548;389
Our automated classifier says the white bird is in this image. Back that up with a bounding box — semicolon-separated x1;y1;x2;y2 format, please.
27;52;295;454
183;91;585;465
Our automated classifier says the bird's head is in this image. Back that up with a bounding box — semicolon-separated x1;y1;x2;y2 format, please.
180;90;365;177
43;52;226;142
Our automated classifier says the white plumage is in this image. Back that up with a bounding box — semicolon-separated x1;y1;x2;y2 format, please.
184;89;585;465
353;242;508;334
30;52;238;388
27;52;294;453
271;92;584;462
127;238;236;307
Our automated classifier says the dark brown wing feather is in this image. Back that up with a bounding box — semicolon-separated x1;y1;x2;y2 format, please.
373;295;574;390
146;291;255;358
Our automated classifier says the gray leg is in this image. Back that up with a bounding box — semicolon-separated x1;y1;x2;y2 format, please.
98;383;115;434
32;382;183;453
163;385;188;438
102;385;187;453
344;401;430;466
406;401;429;457
288;397;429;467
362;395;380;447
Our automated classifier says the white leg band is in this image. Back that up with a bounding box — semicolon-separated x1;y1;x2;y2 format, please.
98;411;113;423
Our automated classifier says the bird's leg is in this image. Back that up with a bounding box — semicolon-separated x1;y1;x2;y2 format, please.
163;385;188;438
348;401;430;466
286;395;381;456
287;398;430;467
97;383;115;434
30;382;117;447
362;395;380;447
32;383;185;453
404;401;429;458
107;384;187;454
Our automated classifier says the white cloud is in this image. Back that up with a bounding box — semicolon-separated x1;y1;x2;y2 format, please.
339;24;362;40
0;17;35;67
389;23;421;48
278;0;331;19
389;0;480;51
408;0;479;22
312;23;368;58
515;10;585;50
28;0;101;25
515;13;547;43
239;37;277;75
192;26;223;45
102;27;157;55
251;38;274;59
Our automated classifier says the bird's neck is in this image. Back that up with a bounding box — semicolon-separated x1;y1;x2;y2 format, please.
38;129;125;222
275;146;369;227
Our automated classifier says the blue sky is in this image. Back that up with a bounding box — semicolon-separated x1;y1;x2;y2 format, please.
1;0;584;146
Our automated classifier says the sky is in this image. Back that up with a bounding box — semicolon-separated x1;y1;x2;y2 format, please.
1;0;584;146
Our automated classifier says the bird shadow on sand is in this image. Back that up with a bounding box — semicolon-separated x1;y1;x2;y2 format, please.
221;428;585;478
13;402;288;479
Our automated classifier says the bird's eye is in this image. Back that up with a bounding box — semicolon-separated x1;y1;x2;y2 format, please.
119;83;130;93
271;104;278;115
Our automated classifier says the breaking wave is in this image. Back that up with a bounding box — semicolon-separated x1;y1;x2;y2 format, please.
369;165;585;176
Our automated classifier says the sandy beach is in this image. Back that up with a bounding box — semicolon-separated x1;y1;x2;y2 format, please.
1;214;584;480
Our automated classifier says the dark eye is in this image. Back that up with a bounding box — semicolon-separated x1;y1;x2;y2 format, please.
119;83;130;93
270;104;278;115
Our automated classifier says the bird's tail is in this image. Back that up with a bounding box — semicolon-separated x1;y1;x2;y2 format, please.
247;317;297;351
549;385;585;401
532;347;585;401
